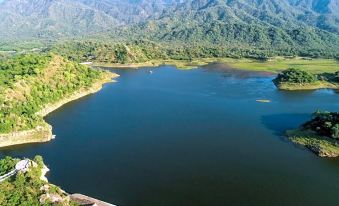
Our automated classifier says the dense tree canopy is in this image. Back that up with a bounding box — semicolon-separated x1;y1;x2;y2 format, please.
273;68;317;85
304;111;339;140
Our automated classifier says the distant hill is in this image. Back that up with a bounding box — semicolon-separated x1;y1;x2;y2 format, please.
119;0;339;57
0;0;183;40
0;0;338;57
0;0;116;40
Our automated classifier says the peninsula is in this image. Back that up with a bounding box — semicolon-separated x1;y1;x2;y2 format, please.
0;156;114;205
0;54;118;148
287;111;339;157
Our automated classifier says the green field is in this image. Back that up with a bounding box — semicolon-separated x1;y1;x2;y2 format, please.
218;57;339;73
96;57;339;73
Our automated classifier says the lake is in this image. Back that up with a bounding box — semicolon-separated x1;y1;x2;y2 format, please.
1;64;339;206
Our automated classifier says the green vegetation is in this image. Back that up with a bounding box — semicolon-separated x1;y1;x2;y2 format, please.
287;111;339;157
0;156;77;206
52;40;199;64
129;18;339;59
0;41;46;52
273;68;339;90
0;156;17;176
303;111;339;139
0;53;109;134
274;68;317;84
222;57;339;73
0;54;52;88
51;40;339;71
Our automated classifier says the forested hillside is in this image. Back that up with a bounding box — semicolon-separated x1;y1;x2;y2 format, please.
0;53;111;134
121;0;339;57
0;0;182;40
0;0;338;58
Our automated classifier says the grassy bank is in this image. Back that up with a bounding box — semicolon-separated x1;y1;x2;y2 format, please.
94;57;339;73
286;111;339;157
287;129;339;157
220;57;339;73
275;81;338;90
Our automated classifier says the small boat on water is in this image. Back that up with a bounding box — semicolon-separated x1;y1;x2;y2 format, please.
256;99;271;103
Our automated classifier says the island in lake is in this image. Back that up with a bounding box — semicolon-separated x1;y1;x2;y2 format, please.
273;68;339;90
287;111;339;157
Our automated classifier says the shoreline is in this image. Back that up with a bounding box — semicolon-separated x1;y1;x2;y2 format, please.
275;81;339;91
93;57;339;73
93;59;212;70
287;129;339;158
0;124;53;148
0;72;119;148
37;72;119;117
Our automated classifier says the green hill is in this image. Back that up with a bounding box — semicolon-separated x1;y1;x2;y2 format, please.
121;0;339;57
0;53;115;147
0;0;339;58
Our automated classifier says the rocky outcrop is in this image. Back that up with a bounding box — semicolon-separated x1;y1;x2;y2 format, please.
306;145;339;158
70;194;115;206
40;193;68;205
39;172;72;205
0;124;52;148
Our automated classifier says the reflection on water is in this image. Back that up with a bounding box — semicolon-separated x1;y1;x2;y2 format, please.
261;113;311;135
202;63;274;79
1;66;339;206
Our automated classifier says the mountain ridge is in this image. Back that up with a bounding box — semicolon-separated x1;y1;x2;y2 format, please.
0;0;338;57
1;0;338;39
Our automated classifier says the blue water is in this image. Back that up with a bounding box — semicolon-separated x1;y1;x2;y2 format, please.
1;64;339;206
